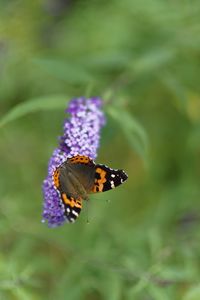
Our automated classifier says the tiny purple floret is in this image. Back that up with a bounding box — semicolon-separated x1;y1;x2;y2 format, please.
42;97;105;227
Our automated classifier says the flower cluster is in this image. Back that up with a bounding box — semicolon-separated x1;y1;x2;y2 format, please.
42;97;105;227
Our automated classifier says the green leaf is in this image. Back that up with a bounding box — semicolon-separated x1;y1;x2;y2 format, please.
106;106;148;160
127;277;148;298
132;48;176;74
99;271;121;300
147;284;169;300
161;72;188;110
184;284;200;300
14;288;35;300
0;95;68;127
80;51;132;70
33;58;94;84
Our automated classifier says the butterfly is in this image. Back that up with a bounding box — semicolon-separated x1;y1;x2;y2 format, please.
53;155;128;223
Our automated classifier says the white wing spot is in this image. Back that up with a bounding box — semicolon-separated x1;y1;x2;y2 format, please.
110;180;115;188
72;210;79;217
111;174;115;178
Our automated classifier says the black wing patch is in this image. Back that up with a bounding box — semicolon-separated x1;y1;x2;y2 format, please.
91;164;128;193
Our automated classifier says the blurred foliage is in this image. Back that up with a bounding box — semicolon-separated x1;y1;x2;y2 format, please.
1;0;200;299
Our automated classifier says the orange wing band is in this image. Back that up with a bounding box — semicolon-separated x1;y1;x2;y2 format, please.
68;155;93;165
62;193;82;209
53;169;60;188
92;167;107;192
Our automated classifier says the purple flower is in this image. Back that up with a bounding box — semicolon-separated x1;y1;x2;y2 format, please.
42;97;105;227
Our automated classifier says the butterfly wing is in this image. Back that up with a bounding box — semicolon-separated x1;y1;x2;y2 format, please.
54;155;95;198
91;164;128;193
66;155;96;192
53;155;95;223
61;193;82;223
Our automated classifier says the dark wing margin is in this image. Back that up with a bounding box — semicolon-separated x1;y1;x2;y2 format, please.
91;164;128;193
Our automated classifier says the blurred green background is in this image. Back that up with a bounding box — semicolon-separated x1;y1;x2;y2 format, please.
1;1;200;299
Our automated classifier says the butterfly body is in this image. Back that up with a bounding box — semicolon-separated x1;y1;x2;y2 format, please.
53;155;128;223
